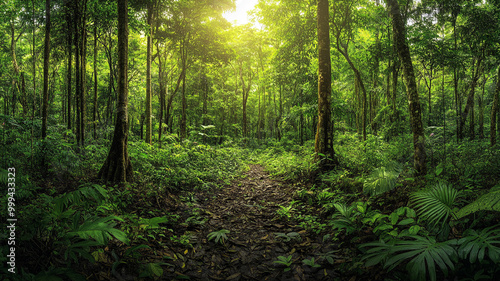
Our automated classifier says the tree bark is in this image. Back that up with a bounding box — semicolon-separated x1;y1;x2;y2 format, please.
180;42;188;141
80;0;88;146
66;1;72;130
145;0;153;145
98;0;133;183
491;66;499;146
314;0;337;169
239;63;253;139
93;24;98;139
387;0;426;176
41;0;51;139
458;58;482;139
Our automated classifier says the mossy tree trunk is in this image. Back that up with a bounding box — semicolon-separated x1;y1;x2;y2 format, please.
387;0;426;176
491;66;500;146
145;0;153;145
314;0;337;170
98;0;133;183
41;0;51;139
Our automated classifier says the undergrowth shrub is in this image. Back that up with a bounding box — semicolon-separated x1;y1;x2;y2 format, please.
129;140;246;190
255;140;317;180
335;133;411;175
0;183;128;279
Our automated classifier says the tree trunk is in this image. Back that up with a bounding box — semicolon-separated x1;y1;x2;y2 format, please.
80;0;88;146
491;66;499;146
98;0;133;183
337;47;367;141
67;1;72;130
315;0;337;169
387;0;426;176
158;45;165;147
41;0;51;139
239;63;253;139
93;24;98;139
181;66;187;141
180;43;187;141
145;0;153;145
75;2;81;143
459;58;482;139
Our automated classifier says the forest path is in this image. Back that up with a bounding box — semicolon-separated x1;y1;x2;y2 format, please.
167;164;339;281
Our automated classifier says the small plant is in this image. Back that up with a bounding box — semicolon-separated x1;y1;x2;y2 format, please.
330;202;358;235
277;201;299;219
170;234;193;248
360;235;457;281
302;257;321;268
456;185;500;219
458;225;500;263
273;255;293;272
275;232;302;242
363;162;402;196
318;250;340;265
298;214;326;234
411;182;460;228
207;229;230;244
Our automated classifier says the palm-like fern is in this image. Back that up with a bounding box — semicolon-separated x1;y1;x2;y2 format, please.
207;229;230;244
361;235;457;281
331;203;357;234
54;183;109;213
410;182;460;227
456;185;500;219
363;163;402;196
458;225;500;263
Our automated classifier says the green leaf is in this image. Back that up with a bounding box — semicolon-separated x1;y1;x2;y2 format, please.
398;218;415;226
410;182;459;227
456;187;500;219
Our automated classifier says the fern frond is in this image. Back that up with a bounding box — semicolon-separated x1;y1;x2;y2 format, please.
410;182;460;227
55;183;109;212
456;185;500;219
458;225;500;263
361;235;457;281
364;163;402;196
66;215;129;245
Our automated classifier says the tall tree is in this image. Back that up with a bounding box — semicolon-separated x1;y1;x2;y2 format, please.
41;0;51;139
314;0;337;169
66;0;73;130
98;0;133;183
145;0;153;145
331;0;368;141
387;0;426;176
492;66;499;146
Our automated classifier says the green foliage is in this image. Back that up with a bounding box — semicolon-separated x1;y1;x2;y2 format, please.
363;162;402;196
273;255;293;272
317;250;340;265
275;232;301;242
302;257;321;268
335;133;412;175
361;235;457;281
54;184;109;212
456;185;500;219
362;207;420;239
207;229;230;244
139;262;170;278
411;182;460;227
129;141;246;190
66;214;129;245
458;225;500;264
252;139;318;179
330;202;357;235
277;201;299;219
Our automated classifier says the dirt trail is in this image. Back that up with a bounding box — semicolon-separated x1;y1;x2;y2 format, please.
163;165;339;281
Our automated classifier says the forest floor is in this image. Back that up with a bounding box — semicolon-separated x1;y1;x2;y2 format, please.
103;165;345;281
